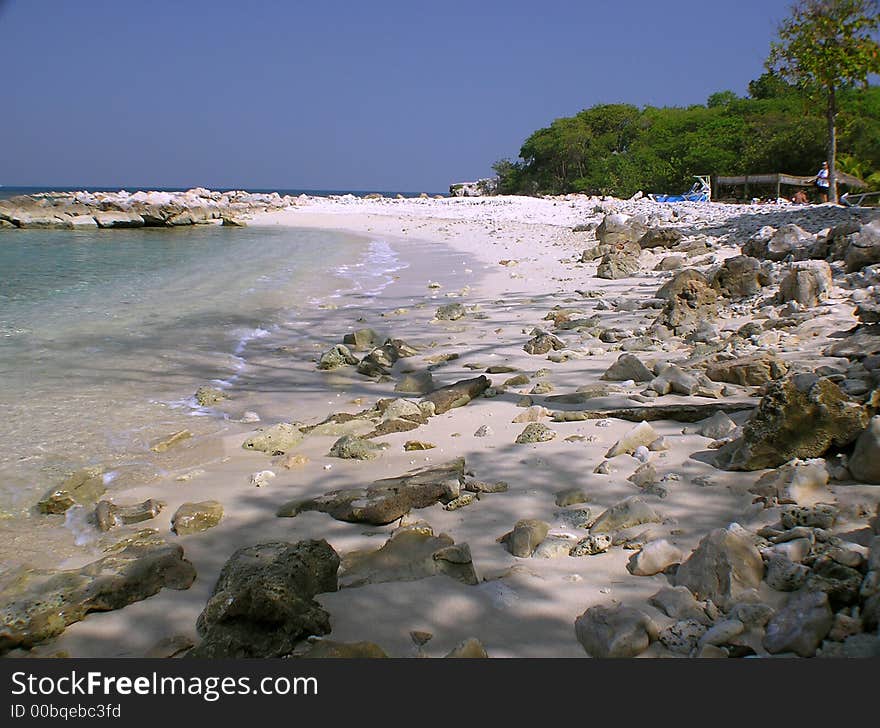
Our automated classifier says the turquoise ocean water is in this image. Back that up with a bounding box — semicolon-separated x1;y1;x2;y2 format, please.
0;222;400;512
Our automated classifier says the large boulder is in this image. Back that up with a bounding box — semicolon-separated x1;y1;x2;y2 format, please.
778;260;833;307
654;271;718;335
704;353;788;386
657;269;712;300
712;255;769;299
596;213;647;246
575;604;658;658
601;353;653;382
763;590;833;657
849;415;880;484
674;523;764;608
190;540;339;658
596;250;640;280
844;219;880;273
749;459;832;506
0;530;195;653
744;224;813;261
714;375;867;471
278;459;464;525
638;227;683;250
93;211;145;228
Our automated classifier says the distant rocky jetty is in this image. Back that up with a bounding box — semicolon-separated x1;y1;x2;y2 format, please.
0;187;300;229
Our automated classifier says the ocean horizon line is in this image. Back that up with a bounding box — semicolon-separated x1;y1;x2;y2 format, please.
0;184;451;198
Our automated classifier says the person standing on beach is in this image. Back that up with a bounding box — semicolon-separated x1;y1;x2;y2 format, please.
815;161;830;203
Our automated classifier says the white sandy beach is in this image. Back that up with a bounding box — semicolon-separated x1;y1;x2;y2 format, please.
5;192;880;659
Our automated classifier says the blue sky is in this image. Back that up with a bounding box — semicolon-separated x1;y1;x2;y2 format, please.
0;0;795;191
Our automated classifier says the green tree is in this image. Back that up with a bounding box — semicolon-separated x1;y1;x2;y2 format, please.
766;0;880;202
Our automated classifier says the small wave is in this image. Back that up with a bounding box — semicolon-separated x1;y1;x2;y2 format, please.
64;505;101;547
233;326;272;356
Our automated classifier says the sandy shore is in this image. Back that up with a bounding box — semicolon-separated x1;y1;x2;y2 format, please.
7;194;880;658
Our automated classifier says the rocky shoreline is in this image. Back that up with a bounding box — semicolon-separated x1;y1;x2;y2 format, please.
0;187;294;229
2;192;880;659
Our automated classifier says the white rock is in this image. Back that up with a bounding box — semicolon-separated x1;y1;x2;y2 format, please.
250;470;276;487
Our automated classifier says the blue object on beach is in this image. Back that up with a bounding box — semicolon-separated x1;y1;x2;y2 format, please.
649;176;710;203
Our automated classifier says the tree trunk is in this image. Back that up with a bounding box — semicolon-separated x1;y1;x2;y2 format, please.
827;84;838;204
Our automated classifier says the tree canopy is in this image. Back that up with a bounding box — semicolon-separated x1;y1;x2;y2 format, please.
494;2;880;200
765;0;880;201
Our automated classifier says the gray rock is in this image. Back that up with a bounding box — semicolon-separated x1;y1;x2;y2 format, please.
328;435;386;460
278;459;464;526
38;467;105;514
675;523;764;608
533;535;578;559
764;555;809;591
171;501;224;536
93;211;145;228
242;423;304;455
318;344;359;370
0;529;195;653
339;522;478;588
602;353;653;382
190;540;338;658
195;386;228;406
575;604;658;658
596;213;648;245
849;415;880;484
499;519;550;558
95;498;164;531
627;539;682;576
844;219;880;272
712;255;767;298
778;260;833;307
515;423;556;444
781;504;837;530
422;375;491;414
435;303;465;321
596;251;640;279
699;619;745;647
750;458;832;506
698;411;737;440
590;496;662;535
649;586;710;624
569;534;612;556
805;558;863;609
763;590;833;657
728;602;775;628
342;328;382;351
714;376;867;471
659;619;707;655
606;421;658;457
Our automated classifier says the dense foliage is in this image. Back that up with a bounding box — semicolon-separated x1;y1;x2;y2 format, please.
494;76;880;198
766;0;880;201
